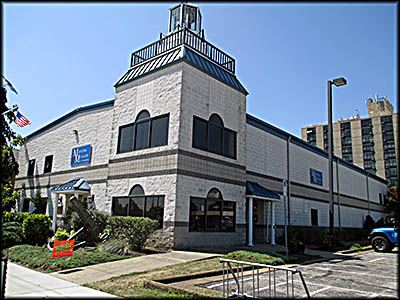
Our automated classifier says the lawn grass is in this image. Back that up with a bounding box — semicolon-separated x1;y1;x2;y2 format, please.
8;244;131;273
84;257;223;298
84;251;296;298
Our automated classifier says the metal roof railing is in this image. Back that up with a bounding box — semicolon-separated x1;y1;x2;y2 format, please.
131;27;235;73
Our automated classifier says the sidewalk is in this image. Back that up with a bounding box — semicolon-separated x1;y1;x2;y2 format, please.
5;262;120;298
50;250;221;285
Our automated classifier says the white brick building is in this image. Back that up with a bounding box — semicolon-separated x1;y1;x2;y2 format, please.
14;3;388;249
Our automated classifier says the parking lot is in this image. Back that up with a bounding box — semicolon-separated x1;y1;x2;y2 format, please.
201;249;398;298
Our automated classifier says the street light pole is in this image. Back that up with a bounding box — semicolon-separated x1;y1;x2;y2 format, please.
328;77;347;243
328;80;334;238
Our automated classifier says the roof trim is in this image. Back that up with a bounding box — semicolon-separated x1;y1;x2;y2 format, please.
246;181;281;201
25;100;114;140
246;113;388;185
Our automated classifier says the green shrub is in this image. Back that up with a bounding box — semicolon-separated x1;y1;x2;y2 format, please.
108;216;158;251
288;239;305;254
1;221;24;248
3;211;31;224
350;243;362;251
22;214;53;246
222;250;285;265
54;228;70;241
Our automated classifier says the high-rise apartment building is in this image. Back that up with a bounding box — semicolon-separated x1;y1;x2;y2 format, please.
301;94;398;186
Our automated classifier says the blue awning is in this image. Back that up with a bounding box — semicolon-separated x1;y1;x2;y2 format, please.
50;177;90;194
246;181;280;201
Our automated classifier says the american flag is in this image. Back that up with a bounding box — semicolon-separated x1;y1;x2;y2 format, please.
15;111;31;127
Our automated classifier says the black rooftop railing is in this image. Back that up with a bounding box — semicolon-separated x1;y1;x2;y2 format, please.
130;27;235;73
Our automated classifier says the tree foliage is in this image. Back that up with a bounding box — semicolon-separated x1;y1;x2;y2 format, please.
385;184;399;225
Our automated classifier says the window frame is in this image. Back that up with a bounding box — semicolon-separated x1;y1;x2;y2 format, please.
27;159;35;176
189;188;236;232
192;114;237;159
117;112;169;154
43;155;53;174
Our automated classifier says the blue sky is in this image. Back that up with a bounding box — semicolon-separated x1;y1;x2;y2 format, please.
2;2;397;139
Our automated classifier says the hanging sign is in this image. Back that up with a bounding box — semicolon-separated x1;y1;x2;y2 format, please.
71;144;92;166
52;240;75;258
310;168;323;186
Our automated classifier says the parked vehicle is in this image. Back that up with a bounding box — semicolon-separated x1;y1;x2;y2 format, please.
368;227;398;252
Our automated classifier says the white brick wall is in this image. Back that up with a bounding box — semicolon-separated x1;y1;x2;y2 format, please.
17;106;113;177
179;63;247;165
246;125;287;179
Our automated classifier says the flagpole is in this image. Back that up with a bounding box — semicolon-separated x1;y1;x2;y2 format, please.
1;104;18;116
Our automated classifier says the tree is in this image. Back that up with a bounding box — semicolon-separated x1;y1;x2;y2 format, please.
29;189;48;214
385;184;399;225
1;87;24;210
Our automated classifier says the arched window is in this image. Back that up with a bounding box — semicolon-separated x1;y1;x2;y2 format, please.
129;185;145;217
208;114;224;155
189;187;236;232
192;114;236;159
112;183;165;228
129;184;145;196
117;110;169;154
135;110;150;122
135;110;151;150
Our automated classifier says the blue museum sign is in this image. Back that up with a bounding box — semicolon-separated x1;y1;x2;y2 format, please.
310;168;323;186
71;144;92;166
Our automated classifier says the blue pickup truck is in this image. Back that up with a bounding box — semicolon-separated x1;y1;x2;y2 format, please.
368;227;398;252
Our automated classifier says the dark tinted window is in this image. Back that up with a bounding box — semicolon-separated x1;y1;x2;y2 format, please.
145;196;164;227
135;121;150;150
193;114;236;159
118;124;135;153
189;198;205;231
193;117;207;150
150;116;169;147
311;209;318;226
223;129;236;158
118;112;169;153
27;159;35;176
130;197;145;217
112;197;128;216
44;155;53;173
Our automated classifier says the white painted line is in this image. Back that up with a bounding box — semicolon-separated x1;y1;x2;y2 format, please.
369;257;385;263
366;293;380;298
309;266;397;280
305;285;331;297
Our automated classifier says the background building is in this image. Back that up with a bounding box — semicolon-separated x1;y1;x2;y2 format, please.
302;94;398;186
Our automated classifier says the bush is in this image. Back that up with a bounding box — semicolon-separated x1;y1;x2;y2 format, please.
1;221;24;248
22;214;53;246
288;239;305;254
54;228;70;241
222;250;285;265
108;216;159;251
3;211;31;224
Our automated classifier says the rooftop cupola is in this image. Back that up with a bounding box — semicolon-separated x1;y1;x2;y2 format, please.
169;3;203;37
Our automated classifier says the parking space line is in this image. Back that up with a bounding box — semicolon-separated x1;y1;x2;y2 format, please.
369;257;385;263
303;285;331;297
306;266;397;280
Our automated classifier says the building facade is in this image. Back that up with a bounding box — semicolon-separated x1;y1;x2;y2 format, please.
301;95;398;186
15;3;389;250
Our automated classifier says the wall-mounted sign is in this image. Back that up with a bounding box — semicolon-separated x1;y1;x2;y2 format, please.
310;168;323;186
71;144;92;166
52;240;74;258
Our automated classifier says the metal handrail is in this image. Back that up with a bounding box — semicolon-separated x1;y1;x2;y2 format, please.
130;27;235;73
220;258;310;299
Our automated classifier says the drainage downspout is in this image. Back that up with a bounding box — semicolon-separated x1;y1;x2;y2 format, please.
336;158;341;231
366;173;370;215
287;136;291;226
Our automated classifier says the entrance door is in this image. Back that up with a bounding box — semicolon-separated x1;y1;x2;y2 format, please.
246;199;266;244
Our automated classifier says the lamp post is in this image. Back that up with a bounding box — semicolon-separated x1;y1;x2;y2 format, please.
328;77;347;242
